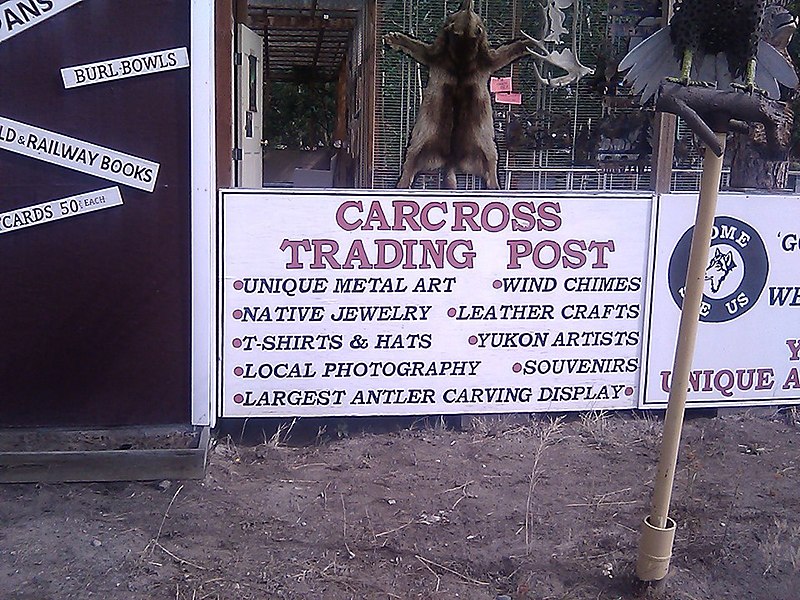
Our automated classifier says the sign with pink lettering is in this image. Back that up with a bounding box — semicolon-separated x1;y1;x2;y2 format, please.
219;190;651;417
641;193;800;407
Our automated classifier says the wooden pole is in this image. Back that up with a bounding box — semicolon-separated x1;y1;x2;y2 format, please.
650;0;675;194
652;113;677;193
636;132;726;581
215;0;235;188
364;0;378;188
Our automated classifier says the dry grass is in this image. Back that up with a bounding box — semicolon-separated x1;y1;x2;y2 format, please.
783;406;799;428
759;518;800;575
524;416;565;554
579;410;611;446
266;418;298;448
466;413;530;437
630;411;663;449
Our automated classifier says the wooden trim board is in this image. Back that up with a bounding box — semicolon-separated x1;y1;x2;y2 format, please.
0;426;210;484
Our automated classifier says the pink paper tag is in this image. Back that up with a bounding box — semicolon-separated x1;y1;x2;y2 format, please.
490;76;512;93
495;91;522;105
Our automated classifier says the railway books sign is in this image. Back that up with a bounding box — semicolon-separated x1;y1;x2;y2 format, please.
641;193;800;407
219;190;652;417
0;116;160;192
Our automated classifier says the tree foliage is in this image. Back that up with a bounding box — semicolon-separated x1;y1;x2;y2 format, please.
264;79;337;150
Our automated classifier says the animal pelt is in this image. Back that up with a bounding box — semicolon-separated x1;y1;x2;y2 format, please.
384;0;533;189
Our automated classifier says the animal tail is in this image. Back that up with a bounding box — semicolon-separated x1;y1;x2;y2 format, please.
620;29;797;102
695;53;733;93
695;42;796;99
618;27;681;103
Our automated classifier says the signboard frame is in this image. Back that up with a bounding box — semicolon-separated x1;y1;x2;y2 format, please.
218;188;653;418
0;2;216;428
190;2;216;427
639;192;800;409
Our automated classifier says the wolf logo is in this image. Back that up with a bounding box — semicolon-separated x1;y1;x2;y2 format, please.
669;215;768;323
704;247;737;293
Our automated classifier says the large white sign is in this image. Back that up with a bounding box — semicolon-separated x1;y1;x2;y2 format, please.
0;186;123;234
0;116;160;192
641;194;800;407
61;47;190;89
0;0;81;44
220;190;652;417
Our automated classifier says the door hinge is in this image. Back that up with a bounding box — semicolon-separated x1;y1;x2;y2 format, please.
234;52;243;66
232;148;242;160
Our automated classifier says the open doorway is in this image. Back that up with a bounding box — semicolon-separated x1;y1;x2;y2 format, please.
228;0;370;189
235;23;264;187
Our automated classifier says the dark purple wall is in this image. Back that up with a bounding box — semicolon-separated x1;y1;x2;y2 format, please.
0;0;192;426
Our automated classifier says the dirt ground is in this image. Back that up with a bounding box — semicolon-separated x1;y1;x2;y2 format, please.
1;409;799;600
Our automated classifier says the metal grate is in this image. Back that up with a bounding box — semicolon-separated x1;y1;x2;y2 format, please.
250;3;359;83
373;0;663;191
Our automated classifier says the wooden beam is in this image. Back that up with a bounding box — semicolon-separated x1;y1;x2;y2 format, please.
234;0;248;24
334;56;348;144
266;15;355;31
312;27;326;70
0;427;209;483
215;0;235;188
651;1;676;194
364;0;377;188
248;0;362;10
652;112;677;193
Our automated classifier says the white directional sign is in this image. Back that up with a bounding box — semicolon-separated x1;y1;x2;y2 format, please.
61;47;190;89
0;0;82;44
0;116;160;192
0;186;123;235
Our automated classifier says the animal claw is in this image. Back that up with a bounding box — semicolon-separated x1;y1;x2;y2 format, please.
383;32;404;49
666;76;715;89
730;81;768;97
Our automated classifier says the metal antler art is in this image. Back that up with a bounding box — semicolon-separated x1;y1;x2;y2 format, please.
522;0;594;88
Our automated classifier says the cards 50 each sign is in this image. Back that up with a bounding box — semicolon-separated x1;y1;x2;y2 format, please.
0;186;122;234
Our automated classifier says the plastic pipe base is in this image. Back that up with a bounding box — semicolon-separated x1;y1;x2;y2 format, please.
636;515;677;581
